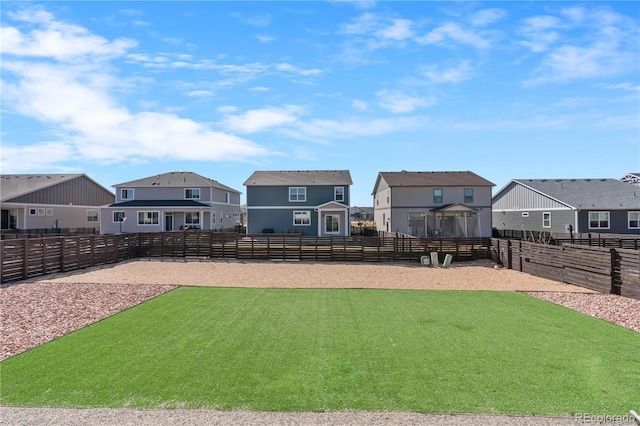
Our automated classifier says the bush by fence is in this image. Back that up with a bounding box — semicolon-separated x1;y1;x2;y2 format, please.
1;231;491;283
491;238;640;299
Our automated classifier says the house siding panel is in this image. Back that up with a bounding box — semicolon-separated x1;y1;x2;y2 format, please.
8;176;114;206
493;182;569;210
578;210;640;234
493;209;576;234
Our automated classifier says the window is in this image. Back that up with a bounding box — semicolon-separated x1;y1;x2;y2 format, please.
185;212;200;225
334;187;344;202
386;189;390;204
589;211;609;229
46;208;53;216
629;212;640;229
138;211;159;225
185;189;200;199
121;189;134;200
29;208;37;215
289;187;306;202
293;210;311;226
225;192;230;203
87;210;99;222
37;208;46;216
521;212;529;217
113;211;125;222
433;189;443;204
464;188;474;203
542;212;551;228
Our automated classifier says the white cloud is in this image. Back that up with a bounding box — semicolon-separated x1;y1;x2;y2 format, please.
376;90;436;113
256;34;276;43
0;141;77;173
419;60;474;84
296;115;427;137
417;22;490;49
1;7;269;168
221;105;303;133
375;18;413;41
187;90;213;97
470;8;507;27
352;99;369;111
3;8;137;61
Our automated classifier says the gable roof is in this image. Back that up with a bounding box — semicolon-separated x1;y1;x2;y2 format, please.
509;178;640;209
114;171;240;193
621;173;640;185
373;171;494;194
244;170;352;186
1;174;113;203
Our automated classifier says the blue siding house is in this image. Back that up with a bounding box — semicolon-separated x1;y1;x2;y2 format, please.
243;170;352;236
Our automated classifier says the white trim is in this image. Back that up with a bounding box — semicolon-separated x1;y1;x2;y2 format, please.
120;188;134;201
184;188;201;200
289;187;307;202
628;211;640;229
492;207;572;212
293;210;311;226
248;205;317;210
542;212;551;228
137;210;160;225
334;186;345;202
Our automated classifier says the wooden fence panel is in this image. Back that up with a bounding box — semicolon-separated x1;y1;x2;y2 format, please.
519;241;565;282
616;249;640;299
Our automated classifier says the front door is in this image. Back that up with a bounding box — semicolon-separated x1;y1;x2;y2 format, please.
325;214;340;235
165;213;173;231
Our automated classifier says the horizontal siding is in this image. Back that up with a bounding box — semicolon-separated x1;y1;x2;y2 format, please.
493;181;570;210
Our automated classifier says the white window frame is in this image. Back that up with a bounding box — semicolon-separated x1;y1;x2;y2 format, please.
521;212;529;218
113;211;126;223
464;188;474;203
29;208;37;215
185;212;200;225
542;212;551;228
588;211;610;229
137;211;159;225
293;210;311;226
185;188;200;200
289;187;306;202
37;208;46;216
121;189;134;200
628;211;640;229
87;209;99;222
433;188;443;204
334;187;345;202
46;208;54;216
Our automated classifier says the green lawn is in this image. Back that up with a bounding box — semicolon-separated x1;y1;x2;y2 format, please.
1;287;638;415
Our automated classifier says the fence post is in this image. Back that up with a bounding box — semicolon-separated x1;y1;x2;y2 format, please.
507;239;512;270
22;239;29;280
610;248;621;295
60;236;66;272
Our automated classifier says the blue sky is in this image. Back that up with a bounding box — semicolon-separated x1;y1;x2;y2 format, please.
1;1;638;206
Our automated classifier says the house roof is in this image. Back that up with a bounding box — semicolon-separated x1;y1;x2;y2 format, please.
511;178;640;209
373;171;494;194
108;200;210;208
430;203;476;213
244;170;353;186
114;171;240;193
0;174;111;202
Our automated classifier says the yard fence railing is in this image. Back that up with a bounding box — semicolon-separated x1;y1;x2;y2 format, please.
493;229;640;249
1;231;490;283
491;238;640;299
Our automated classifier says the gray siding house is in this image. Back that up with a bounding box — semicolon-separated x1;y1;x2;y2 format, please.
372;171;495;238
492;178;640;235
1;174;114;232
244;170;352;236
100;171;241;234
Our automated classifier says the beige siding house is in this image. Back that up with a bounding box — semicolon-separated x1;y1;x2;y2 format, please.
372;171;494;238
1;174;114;232
100;171;241;234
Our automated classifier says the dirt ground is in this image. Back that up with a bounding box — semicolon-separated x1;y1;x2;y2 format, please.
33;258;595;292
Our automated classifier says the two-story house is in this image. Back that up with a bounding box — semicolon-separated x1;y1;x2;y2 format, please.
372;171;495;238
100;171;241;234
243;170;352;236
